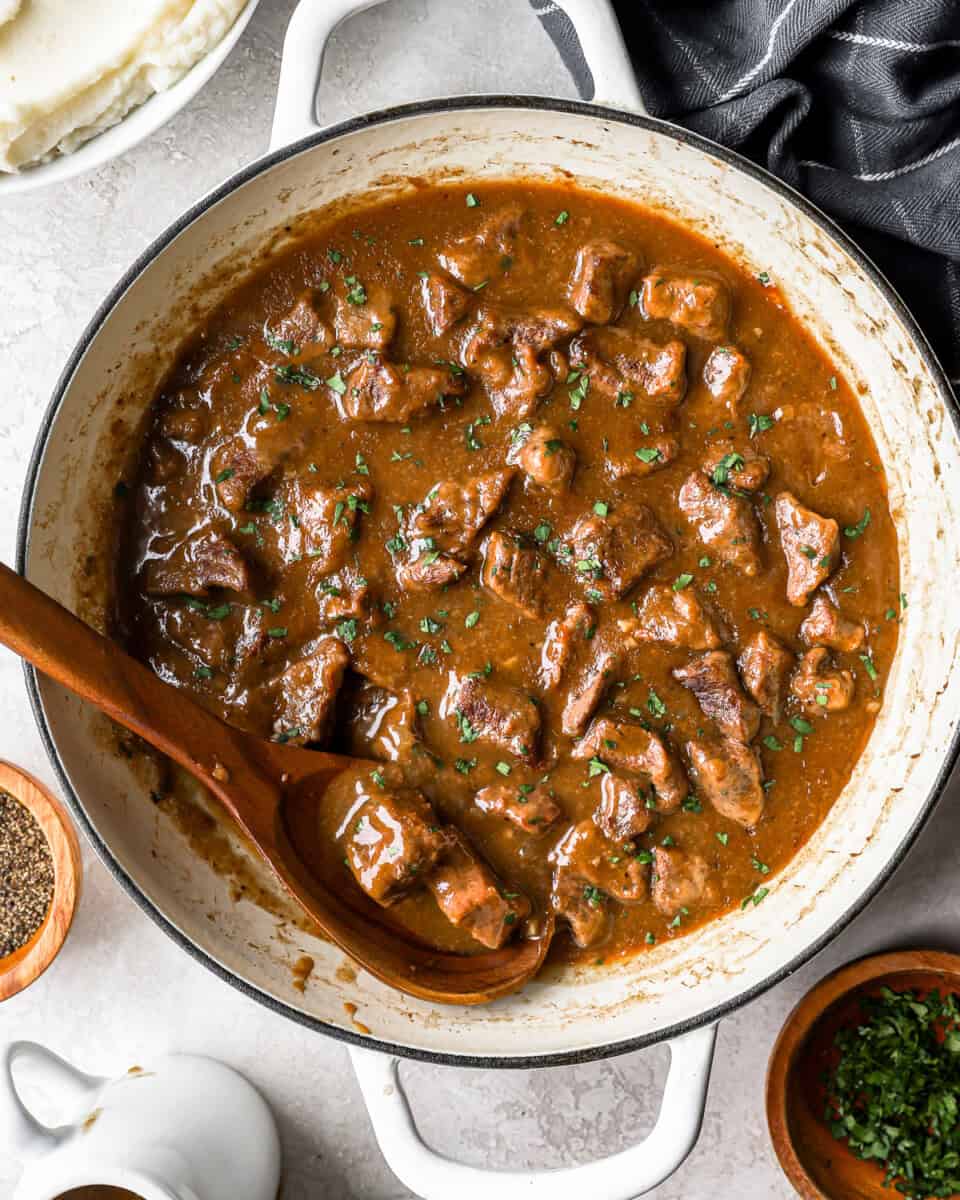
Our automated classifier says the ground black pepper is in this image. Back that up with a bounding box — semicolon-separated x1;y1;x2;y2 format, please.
0;791;54;957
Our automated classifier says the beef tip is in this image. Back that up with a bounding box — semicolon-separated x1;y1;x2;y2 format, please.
343;784;450;905
463;304;582;359
595;773;655;842
573;718;687;814
549;820;648;904
685;736;765;828
539;602;595;691
420;272;471;334
640;269;730;340
775;492;840;606
550;870;612;949
702;438;769;492
605;435;679;481
799;595;865;653
673;650;761;743
739;629;794;723
651;846;710;919
272;290;332;350
345;683;422;765
314;566;373;627
620;584;723;650
333;283;397;351
290;476;372;573
437;202;525;287
567;239;638;324
568;499;672;599
702;345;751;411
160;404;207;444
211;440;272;512
467;341;554;419
515;424;576;492
412;470;514;556
481;530;548;619
568;326;686;405
447;674;541;759
396;553;467;593
791;647;855;714
144;533;250;596
341;359;466;422
427;831;530;948
561;648;620;737
678;471;762;576
274;637;349;745
474;781;561;833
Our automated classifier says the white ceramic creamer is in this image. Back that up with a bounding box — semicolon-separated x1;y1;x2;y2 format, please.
2;1042;281;1200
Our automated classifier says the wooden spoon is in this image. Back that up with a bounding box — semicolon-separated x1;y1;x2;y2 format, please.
0;563;553;1005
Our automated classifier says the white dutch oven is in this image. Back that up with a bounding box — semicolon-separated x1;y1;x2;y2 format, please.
15;1;960;1196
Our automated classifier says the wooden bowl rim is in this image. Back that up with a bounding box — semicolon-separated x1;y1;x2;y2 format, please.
766;948;960;1200
0;760;82;1001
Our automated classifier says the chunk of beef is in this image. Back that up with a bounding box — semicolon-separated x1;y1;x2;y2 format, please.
314;566;374;627
344;683;422;765
640;269;730;340
271;290;332;350
595;773;655;842
412;470;514;556
620;584;723;650
447;674;540;759
561;649;620;737
467;342;554;419
573;718;687;813
396;554;467;593
701;438;769;492
685;737;765;827
463;304;582;359
568;499;672;599
678;471;762;576
160;404;207;444
568;326;687;405
551;870;612;949
673;650;761;743
567;240;638;324
651;846;710;919
274;637;349;745
799;595;865;653
438;203;525;287
474;781;561;833
333;284;397;350
702;345;751;411
549;820;648;904
515;425;576;491
775;492;840;606
211;440;272;512
420;272;471;335
341;359;466;422
144;533;249;596
539;602;595;691
739;629;794;723
343;785;450;905
289;476;372;573
605;435;679;481
481;530;547;619
791;647;855;714
427;831;530;949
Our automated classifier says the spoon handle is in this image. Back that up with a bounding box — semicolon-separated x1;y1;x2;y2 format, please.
0;562;277;819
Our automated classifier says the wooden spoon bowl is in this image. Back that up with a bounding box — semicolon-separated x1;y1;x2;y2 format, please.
0;562;553;1005
0;760;82;1001
766;949;960;1200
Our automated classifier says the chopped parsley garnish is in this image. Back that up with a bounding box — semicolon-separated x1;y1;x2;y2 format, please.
844;508;871;539
495;761;511;776
326;370;347;395
465;193;479;208
748;412;774;437
554;210;569;225
672;573;693;591
647;689;666;719
859;652;879;680
593;500;610;517
264;327;297;355
569;373;590;410
336;619;358;643
635;446;661;464
465;610;480;629
741;886;769;908
275;364;321;389
710;452;745;486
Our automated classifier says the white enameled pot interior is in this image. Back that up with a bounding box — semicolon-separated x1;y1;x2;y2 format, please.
23;104;960;1060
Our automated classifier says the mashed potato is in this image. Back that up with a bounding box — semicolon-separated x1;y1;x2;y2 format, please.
0;0;248;172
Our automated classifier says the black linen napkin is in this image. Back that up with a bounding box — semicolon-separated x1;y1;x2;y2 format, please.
531;0;960;386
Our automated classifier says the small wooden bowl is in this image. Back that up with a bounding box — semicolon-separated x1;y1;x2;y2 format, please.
767;949;960;1200
0;761;82;1000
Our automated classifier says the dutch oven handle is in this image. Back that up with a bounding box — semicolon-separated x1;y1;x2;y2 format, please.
270;2;708;1196
349;1024;717;1199
270;0;645;152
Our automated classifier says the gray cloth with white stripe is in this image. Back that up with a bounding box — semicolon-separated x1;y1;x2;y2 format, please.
531;0;960;382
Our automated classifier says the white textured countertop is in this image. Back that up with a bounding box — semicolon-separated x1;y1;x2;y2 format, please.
2;2;958;1197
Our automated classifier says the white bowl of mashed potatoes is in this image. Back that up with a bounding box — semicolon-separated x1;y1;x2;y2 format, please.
0;0;259;192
